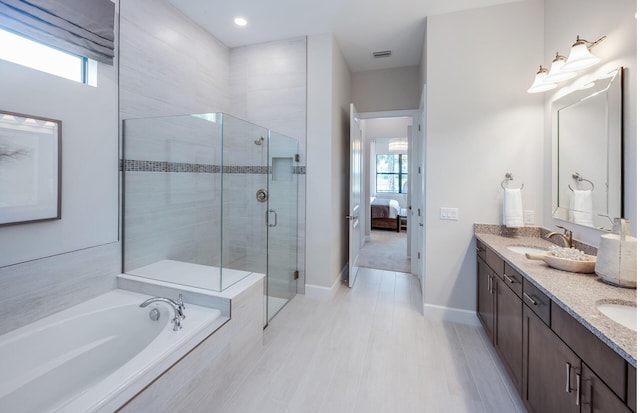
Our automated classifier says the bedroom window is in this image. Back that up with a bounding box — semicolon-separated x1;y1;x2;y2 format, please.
376;154;408;193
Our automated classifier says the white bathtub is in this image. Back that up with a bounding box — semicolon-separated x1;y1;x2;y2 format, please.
0;289;226;413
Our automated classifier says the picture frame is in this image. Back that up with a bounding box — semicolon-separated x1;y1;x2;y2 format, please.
0;110;61;226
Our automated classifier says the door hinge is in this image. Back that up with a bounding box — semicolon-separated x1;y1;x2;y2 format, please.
294;270;299;280
418;124;421;131
295;154;300;162
418;166;421;174
418;252;421;259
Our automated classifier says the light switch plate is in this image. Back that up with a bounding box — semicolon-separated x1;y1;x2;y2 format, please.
440;207;459;221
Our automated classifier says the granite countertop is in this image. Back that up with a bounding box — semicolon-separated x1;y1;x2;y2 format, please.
475;228;637;367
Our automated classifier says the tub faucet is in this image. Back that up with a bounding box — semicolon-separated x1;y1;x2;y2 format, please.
139;295;186;331
546;225;574;248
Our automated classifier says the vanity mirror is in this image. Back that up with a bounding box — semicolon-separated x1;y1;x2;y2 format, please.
551;67;623;230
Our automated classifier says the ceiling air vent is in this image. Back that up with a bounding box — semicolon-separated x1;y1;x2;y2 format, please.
372;50;392;58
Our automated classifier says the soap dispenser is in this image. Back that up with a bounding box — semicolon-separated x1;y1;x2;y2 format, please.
595;218;637;288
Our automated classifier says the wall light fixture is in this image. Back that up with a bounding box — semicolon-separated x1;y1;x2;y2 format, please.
527;65;557;93
527;34;606;93
563;35;606;71
544;52;577;83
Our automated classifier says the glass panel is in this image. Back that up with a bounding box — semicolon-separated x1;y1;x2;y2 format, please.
266;130;298;324
122;113;223;290
220;114;269;290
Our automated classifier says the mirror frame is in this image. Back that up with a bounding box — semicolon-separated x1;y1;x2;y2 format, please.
551;67;623;230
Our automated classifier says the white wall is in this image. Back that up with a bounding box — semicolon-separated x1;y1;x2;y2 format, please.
542;0;637;244
424;0;544;316
365;117;413;139
0;2;121;332
306;33;352;294
306;34;333;290
0;42;118;267
352;66;421;112
332;35;352;287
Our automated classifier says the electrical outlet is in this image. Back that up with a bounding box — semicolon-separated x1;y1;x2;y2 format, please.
440;207;459;221
524;210;535;225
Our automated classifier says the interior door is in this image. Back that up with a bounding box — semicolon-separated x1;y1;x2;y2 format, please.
411;85;426;291
347;103;363;287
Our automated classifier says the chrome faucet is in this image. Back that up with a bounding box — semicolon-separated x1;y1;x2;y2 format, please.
140;294;186;331
546;225;574;248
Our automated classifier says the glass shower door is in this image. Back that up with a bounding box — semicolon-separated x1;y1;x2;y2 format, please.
266;131;298;323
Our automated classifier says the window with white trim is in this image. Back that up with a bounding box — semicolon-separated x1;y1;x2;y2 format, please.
0;28;92;84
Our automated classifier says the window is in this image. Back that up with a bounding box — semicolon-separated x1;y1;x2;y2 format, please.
376;154;408;193
0;28;89;84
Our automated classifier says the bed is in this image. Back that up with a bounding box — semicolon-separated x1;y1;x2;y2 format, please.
371;198;401;231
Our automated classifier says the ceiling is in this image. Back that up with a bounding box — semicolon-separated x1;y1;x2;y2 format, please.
168;0;519;72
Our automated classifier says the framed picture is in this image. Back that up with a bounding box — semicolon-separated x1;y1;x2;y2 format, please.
0;110;61;226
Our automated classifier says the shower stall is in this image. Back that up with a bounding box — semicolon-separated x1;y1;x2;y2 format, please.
122;112;299;324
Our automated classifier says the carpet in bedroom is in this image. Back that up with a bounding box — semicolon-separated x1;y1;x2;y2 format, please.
357;229;411;273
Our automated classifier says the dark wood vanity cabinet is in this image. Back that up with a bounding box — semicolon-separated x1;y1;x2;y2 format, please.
581;363;632;413
522;305;581;413
476;256;495;340
476;241;523;393
475;239;636;413
495;275;522;393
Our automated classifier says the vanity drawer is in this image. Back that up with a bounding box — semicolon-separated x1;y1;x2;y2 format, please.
485;247;504;276
522;279;550;326
502;263;523;298
476;240;487;261
551;301;627;401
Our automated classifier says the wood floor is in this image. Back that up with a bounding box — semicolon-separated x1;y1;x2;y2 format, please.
216;268;527;413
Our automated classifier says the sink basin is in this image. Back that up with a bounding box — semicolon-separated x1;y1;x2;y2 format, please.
507;245;548;255
597;303;637;331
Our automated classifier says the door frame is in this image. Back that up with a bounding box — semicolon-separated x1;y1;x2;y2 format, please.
357;109;424;291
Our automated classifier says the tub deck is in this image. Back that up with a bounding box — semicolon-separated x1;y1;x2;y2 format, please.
127;259;252;291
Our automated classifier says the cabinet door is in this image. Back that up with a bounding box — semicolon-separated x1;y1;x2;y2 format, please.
495;278;522;394
477;257;494;341
581;363;631;413
523;306;580;413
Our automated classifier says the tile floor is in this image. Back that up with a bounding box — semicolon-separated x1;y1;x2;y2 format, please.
215;268;527;413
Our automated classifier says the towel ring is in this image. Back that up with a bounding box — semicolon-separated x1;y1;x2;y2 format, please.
501;172;524;190
568;172;594;192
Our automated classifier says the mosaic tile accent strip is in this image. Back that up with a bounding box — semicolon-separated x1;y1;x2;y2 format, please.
222;165;270;174
121;159;220;173
121;160;307;175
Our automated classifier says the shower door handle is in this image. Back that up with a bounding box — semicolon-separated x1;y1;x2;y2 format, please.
265;209;278;227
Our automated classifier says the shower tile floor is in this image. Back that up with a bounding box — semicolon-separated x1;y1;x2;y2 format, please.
214;268;527;413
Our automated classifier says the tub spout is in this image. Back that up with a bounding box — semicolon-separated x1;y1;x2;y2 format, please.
139;295;186;331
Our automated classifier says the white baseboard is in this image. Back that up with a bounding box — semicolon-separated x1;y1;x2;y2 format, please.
423;303;481;326
305;270;342;300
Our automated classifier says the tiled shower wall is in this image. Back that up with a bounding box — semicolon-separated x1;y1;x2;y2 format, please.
123;115;223;272
120;0;307;292
230;38;307;293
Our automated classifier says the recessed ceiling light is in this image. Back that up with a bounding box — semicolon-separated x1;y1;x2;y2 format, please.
234;17;247;27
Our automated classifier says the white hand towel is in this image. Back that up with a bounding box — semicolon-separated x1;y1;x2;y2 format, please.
503;188;524;228
569;189;593;226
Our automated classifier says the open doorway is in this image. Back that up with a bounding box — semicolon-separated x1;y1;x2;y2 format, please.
356;115;414;274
